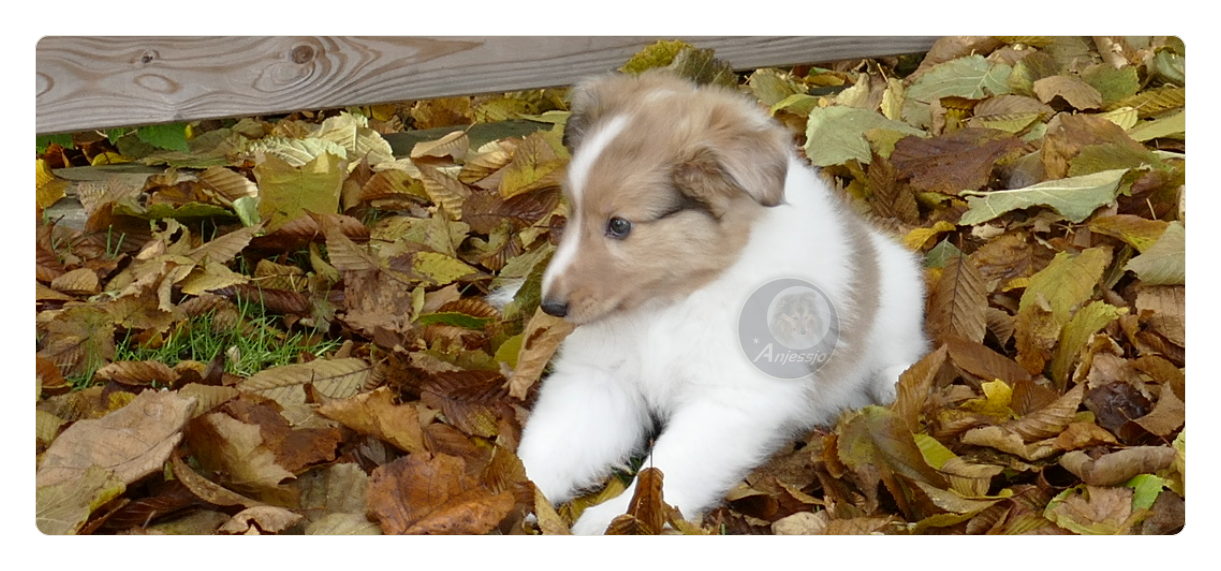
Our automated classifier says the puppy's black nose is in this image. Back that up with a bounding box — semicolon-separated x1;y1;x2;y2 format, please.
540;298;569;318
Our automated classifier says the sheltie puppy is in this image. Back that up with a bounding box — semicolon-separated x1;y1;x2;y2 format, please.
514;71;929;534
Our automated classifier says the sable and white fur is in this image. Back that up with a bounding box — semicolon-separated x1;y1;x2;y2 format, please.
515;72;929;534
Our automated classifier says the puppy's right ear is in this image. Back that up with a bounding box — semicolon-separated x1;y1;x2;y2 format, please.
562;79;599;152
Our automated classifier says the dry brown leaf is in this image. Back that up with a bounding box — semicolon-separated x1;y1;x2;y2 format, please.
1135;285;1185;347
417;161;471;219
305;513;382;535
890;344;948;433
507;308;575;400
187;224;262;265
946;336;1031;384
366;453;514;535
1059;447;1177;487
606;467;669;535
865;154;919;224
960;426;1059;461
37;390;196;489
50;268;100;296
1045;485;1134;534
237;357;371;407
197;166;258;202
1133;383;1185;437
411;130;470;161
926;254;988;345
1033;75;1103;109
93;360;176;386
421;370;512;439
890;128;1023;195
170;453;264;509
219;505;304;535
532;483;572;535
36;465;126;535
1054;421;1119;451
1003;383;1085;442
37;355;67;394
1014;297;1059;375
1041;113;1148;179
316;386;426;453
38;305;116;378
186;411;295;493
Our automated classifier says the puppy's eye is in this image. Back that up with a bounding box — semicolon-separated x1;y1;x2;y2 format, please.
605;217;632;239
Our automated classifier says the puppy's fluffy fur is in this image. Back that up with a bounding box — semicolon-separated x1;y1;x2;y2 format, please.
516;72;929;534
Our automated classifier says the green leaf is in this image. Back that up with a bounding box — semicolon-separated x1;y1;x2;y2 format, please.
136;123;190;153
1068;144;1161;177
233;195;261;227
959;168;1128;225
1125;221;1185;285
907;55;1012;103
1049;300;1124;385
619;40;689;74
1125;474;1170;511
1019;247;1112;327
416;312;492;329
37;133;74;153
769;93;820;117
924;238;963;269
913;433;956;471
1081;64;1140;107
253;152;345;233
804;107;925;166
1127;111;1185;142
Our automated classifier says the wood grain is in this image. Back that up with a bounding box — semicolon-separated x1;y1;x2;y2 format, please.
37;36;937;134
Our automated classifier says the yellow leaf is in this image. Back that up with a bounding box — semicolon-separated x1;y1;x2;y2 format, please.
903;220;957;251
412;252;477;285
36;159;69;209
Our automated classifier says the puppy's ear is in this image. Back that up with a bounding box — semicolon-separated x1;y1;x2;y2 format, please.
673;124;790;215
562;76;610;152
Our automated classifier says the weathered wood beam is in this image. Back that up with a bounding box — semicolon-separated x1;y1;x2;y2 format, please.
36;36;937;135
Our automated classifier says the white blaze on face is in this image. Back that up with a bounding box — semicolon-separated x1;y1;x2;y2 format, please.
542;114;631;295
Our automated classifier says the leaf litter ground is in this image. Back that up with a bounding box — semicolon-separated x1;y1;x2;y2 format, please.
35;36;1185;535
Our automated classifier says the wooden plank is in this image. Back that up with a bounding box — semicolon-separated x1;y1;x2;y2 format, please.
37;36;937;135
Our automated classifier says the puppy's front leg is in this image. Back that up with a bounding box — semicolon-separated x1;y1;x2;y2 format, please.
517;369;650;508
572;395;795;534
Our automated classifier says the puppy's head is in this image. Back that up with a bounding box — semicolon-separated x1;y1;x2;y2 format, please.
541;71;793;324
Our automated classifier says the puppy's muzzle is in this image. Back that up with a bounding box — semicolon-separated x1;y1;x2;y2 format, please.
541;297;569;318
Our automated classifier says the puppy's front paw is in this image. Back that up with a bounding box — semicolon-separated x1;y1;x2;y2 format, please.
570;497;630;535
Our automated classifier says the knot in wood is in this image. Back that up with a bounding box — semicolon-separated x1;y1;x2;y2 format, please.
291;45;316;64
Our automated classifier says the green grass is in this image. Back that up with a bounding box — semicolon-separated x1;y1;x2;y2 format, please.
110;296;342;383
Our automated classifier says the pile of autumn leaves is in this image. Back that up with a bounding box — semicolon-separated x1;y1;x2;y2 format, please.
35;36;1184;535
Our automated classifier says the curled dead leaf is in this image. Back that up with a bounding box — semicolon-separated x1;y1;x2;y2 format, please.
1059;447;1177;487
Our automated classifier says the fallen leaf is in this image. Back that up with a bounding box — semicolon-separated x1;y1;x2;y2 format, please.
804;106;925;166
891;128;1023;195
1044;485;1134;535
1059;447;1177;487
959;168;1128;225
507;309;575;399
36;465;126;535
237;358;371;407
219;505;304;535
1033;75;1103;109
1125;222;1184;286
37;390;196;489
317;387;426;453
366;453;514;535
926;254;987;345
